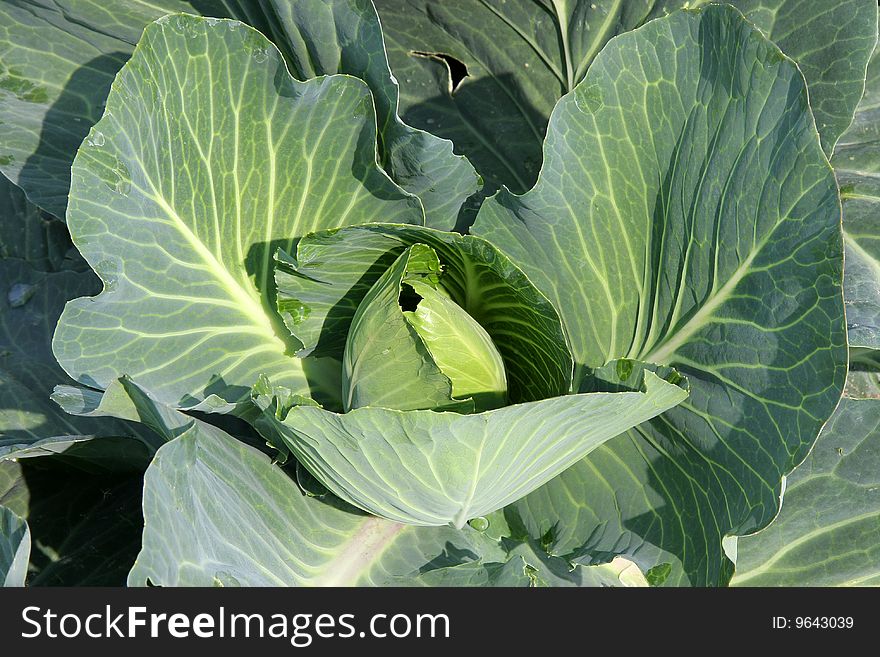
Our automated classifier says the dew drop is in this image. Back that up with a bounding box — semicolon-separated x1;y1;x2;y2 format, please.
352;95;371;120
468;516;489;532
7;282;36;308
573;83;603;113
253;48;269;63
88;131;105;147
212;571;240;587
280;298;311;324
95;259;119;284
111;158;131;196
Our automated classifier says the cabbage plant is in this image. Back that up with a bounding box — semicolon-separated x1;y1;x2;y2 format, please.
0;0;877;587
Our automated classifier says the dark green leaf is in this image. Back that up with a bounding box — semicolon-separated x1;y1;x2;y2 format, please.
376;0;876;194
472;5;846;585
733;398;880;586
0;174;69;270
834;47;880;362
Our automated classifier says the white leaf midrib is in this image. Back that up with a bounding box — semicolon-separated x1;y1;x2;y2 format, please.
308;517;407;586
148;191;283;349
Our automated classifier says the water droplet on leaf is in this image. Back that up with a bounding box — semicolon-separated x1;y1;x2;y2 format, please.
106;158;131;195
573;84;603;113
352;95;371;120
468;516;490;531
279;297;310;324
212;571;240;586
95;259;119;291
88;131;105;147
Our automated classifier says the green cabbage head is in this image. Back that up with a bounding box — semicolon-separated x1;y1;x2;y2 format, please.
255;225;688;527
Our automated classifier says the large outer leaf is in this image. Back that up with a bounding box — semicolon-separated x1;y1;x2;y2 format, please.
0;0;270;217
258;368;686;527
472;5;846;585
834;47;880;364
262;0;479;230
0;505;29;587
376;0;876;194
130;420;647;586
129;420;523;586
52;15;422;409
667;0;878;157
733;398;880;586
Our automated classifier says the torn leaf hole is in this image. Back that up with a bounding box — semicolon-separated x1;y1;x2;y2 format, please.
410;51;469;94
399;283;422;312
